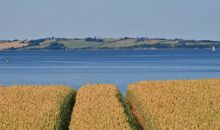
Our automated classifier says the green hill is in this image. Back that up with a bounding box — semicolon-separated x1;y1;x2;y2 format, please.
2;37;220;50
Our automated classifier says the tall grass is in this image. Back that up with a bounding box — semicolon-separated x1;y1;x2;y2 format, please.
0;85;76;130
127;79;220;130
69;84;139;130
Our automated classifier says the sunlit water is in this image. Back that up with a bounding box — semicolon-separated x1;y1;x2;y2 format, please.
0;50;220;93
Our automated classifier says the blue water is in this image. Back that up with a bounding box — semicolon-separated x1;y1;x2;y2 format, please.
0;50;220;93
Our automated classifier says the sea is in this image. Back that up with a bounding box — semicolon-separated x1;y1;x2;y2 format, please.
0;50;220;93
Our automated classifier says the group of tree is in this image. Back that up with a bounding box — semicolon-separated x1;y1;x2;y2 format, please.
45;42;66;50
85;37;103;42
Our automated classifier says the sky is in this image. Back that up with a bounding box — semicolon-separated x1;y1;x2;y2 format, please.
0;0;220;40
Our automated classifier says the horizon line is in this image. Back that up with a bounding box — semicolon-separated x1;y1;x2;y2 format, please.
1;36;220;42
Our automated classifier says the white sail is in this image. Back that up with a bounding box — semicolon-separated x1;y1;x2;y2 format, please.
212;46;216;51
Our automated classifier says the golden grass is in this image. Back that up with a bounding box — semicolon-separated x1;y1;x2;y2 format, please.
0;85;76;130
0;41;28;50
69;84;138;130
127;79;220;130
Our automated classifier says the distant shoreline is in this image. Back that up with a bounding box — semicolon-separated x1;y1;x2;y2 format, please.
0;48;217;52
1;37;220;51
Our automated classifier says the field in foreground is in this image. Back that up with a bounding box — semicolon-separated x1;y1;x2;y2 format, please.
127;79;220;130
0;85;76;130
69;84;139;130
1;79;220;130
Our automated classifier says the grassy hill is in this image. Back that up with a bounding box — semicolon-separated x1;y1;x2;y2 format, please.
1;37;220;50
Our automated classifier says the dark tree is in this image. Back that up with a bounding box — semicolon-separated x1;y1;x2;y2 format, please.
46;43;66;50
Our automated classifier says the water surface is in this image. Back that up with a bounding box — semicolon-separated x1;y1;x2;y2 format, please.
0;50;220;93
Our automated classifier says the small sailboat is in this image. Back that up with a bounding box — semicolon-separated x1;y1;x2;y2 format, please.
5;58;9;63
212;46;216;52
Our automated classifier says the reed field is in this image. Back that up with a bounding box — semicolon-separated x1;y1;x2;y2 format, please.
126;79;220;130
69;84;139;130
0;85;76;130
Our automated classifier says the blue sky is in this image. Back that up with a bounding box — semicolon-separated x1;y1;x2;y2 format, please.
0;0;220;40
